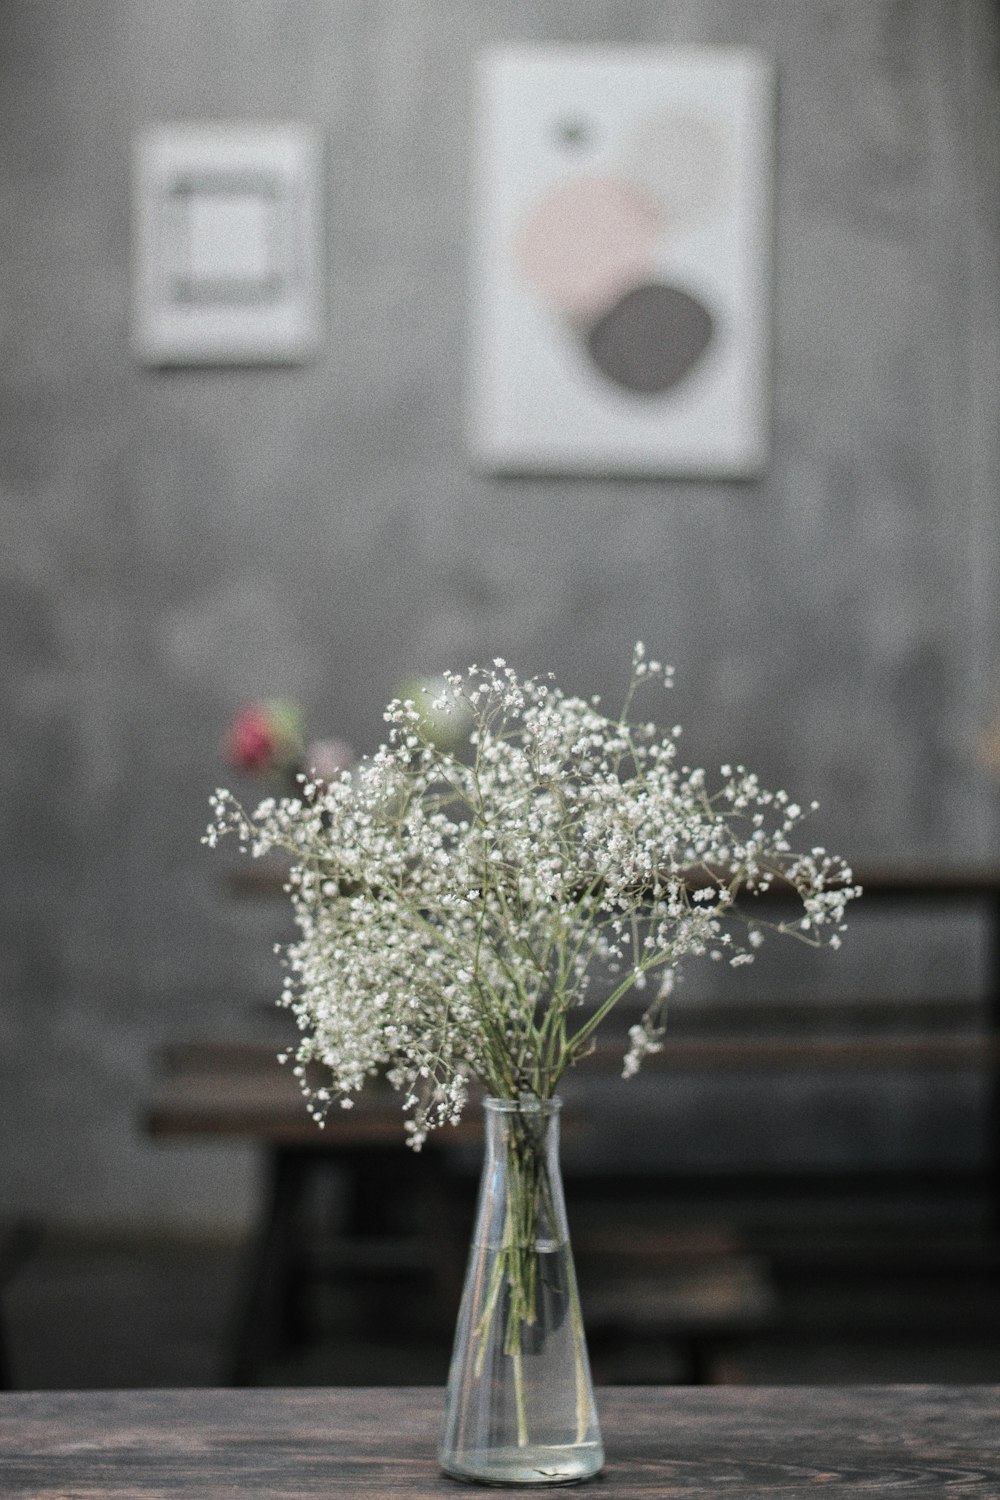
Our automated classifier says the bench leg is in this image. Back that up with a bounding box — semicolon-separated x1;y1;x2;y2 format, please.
225;1147;311;1385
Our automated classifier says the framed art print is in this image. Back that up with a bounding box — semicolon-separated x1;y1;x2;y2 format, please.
467;47;774;476
131;123;322;365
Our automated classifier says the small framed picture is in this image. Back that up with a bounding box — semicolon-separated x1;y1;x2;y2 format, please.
468;47;775;477
131;123;322;365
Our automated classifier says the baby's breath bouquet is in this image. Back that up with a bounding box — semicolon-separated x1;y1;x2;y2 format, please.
208;646;856;1137
207;647;857;1479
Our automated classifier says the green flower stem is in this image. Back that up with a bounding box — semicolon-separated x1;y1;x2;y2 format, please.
512;1343;528;1450
568;1258;590;1445
557;958;664;1077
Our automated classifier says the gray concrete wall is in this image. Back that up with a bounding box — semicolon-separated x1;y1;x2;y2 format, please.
2;0;999;1231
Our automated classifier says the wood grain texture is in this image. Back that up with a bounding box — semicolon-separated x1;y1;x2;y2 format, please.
0;1386;997;1497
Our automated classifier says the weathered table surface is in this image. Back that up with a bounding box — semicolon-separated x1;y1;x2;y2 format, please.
0;1386;997;1497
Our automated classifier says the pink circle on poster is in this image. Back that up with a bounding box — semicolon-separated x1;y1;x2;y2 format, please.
514;175;661;320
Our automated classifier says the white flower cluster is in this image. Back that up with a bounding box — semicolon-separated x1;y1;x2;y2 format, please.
206;647;860;1146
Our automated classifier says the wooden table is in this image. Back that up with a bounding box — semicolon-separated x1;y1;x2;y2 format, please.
1;1386;997;1496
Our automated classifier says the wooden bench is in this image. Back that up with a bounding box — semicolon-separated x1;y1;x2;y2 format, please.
146;862;1000;1381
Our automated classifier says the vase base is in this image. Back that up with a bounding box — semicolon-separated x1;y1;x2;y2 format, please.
440;1440;604;1486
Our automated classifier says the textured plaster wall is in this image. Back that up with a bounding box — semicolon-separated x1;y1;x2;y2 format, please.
1;0;999;1230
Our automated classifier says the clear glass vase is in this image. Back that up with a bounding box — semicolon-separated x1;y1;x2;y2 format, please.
439;1096;603;1486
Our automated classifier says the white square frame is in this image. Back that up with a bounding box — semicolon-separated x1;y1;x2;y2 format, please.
131;123;322;366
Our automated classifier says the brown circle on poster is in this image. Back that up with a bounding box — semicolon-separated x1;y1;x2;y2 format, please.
515;175;661;320
584;282;715;394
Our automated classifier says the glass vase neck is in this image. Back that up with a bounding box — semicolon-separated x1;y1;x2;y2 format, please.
483;1096;562;1115
482;1096;562;1161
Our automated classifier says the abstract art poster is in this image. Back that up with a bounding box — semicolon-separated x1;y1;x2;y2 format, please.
467;47;774;477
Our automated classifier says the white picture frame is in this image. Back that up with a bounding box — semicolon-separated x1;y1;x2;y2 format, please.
467;47;775;477
131;123;322;366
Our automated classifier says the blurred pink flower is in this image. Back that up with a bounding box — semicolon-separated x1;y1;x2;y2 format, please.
224;700;304;776
226;706;277;772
